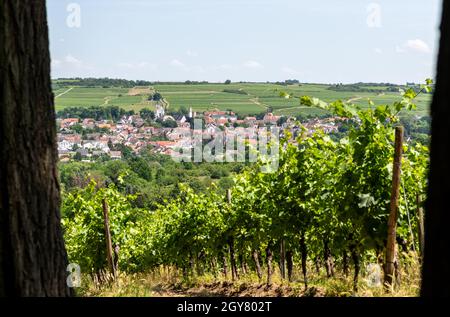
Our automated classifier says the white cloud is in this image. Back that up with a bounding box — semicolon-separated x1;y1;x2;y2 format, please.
243;60;263;69
396;39;431;54
170;59;186;68
374;48;383;54
281;66;301;75
406;39;431;54
51;54;95;77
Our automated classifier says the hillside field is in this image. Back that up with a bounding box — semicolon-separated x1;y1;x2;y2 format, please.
53;82;432;117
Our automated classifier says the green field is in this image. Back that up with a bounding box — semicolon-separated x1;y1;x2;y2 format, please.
54;83;432;117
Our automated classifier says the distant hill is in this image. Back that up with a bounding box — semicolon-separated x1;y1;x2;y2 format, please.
52;79;432;118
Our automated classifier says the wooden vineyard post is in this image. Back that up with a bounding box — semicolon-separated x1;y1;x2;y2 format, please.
417;194;425;260
227;189;238;281
384;126;404;291
102;198;116;280
280;239;286;279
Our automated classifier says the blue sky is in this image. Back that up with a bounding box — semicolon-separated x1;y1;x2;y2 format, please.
47;0;442;84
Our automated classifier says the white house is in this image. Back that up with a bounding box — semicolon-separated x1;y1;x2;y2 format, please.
155;104;165;119
58;140;74;151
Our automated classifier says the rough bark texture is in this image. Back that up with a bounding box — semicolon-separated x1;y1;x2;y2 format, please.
422;0;450;297
0;0;72;296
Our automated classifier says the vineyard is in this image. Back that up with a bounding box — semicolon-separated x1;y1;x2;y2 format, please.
62;83;430;296
53;80;432;117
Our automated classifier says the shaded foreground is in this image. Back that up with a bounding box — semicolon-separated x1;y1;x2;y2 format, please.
78;257;421;297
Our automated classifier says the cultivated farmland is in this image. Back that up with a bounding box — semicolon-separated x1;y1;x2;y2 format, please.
53;82;432;117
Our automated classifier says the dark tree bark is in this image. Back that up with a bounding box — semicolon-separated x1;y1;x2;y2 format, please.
422;0;450;297
0;0;72;296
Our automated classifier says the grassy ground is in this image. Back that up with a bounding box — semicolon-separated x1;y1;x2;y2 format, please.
77;253;420;297
54;83;432;117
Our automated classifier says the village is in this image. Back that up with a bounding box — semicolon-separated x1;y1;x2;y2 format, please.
57;104;343;162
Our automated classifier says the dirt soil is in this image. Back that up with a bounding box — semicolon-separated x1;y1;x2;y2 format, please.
150;281;326;297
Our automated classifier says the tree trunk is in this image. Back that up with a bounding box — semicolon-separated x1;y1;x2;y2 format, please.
300;234;308;289
266;245;273;286
0;0;72;296
286;250;294;282
422;1;450;297
252;249;262;282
